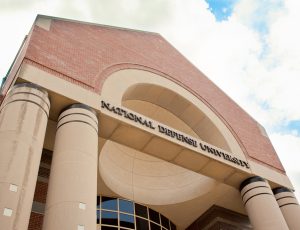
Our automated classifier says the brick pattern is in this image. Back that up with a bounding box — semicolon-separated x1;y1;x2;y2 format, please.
28;212;43;230
33;181;48;203
208;222;240;230
23;18;284;172
187;205;251;230
28;149;52;229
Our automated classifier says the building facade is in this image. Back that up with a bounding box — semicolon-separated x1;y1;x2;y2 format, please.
0;15;300;230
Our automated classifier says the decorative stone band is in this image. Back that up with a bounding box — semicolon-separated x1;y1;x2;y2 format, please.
11;82;48;95
273;187;299;208
57;103;98;133
0;82;50;117
273;187;300;229
239;176;290;230
60;103;97;116
240;176;273;205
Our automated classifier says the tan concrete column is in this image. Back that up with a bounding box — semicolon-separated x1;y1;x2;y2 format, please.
0;83;50;230
43;104;98;230
240;176;289;230
273;187;300;230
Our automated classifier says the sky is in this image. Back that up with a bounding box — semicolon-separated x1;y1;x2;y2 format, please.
1;0;300;200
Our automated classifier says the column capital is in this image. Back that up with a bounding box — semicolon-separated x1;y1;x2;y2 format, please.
240;176;265;191
273;186;300;229
60;103;97;116
11;82;48;96
2;82;50;117
273;187;293;195
58;103;98;134
239;176;289;229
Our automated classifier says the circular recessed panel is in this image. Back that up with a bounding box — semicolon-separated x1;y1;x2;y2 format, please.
99;140;217;205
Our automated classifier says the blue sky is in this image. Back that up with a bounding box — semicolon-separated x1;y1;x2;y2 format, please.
205;0;238;21
206;0;284;33
0;0;300;199
204;0;300;137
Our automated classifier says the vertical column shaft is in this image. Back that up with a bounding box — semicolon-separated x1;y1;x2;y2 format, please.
0;83;50;230
273;187;300;230
43;104;98;230
240;176;289;230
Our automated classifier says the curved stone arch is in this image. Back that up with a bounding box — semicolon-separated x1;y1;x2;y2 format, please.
99;67;251;206
101;67;244;156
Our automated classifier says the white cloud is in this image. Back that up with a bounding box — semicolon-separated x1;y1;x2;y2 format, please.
1;0;300;200
156;0;300;198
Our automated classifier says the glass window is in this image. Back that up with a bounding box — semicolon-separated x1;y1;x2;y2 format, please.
119;199;134;214
135;203;148;218
97;196;100;209
38;167;50;178
101;211;118;226
160;214;170;229
97;196;176;230
119;213;135;229
170;222;176;230
101;226;118;230
102;197;117;211
150;222;161;230
97;210;100;224
136;217;149;230
149;208;160;224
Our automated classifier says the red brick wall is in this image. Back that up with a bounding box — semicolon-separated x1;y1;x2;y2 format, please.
23;17;284;172
28;212;43;230
28;180;48;230
187;205;251;230
33;181;48;203
28;149;52;229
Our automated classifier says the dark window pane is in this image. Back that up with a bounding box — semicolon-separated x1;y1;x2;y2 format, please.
102;197;117;210
41;149;53;164
160;215;170;229
119;213;135;229
97;210;100;224
170;222;176;230
101;226;118;230
135;203;148;218
149;209;160;224
38;167;50;178
150;222;161;230
119;199;134;214
97;196;100;208
136;217;149;230
101;211;118;226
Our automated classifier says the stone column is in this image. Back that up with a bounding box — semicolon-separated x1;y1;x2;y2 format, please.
0;83;50;230
240;176;289;230
273;187;300;230
43;104;98;230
